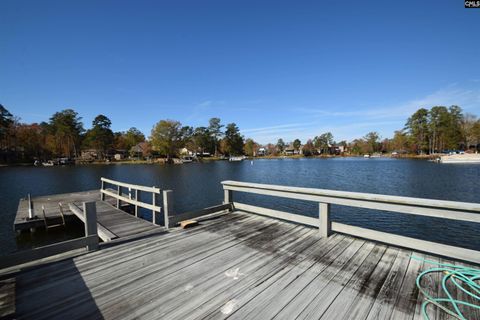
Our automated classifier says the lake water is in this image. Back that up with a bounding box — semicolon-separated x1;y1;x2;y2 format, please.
0;158;479;256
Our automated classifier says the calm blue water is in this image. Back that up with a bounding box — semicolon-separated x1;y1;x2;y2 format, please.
0;158;479;255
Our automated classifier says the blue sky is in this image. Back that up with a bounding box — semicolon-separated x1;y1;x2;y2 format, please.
1;0;480;144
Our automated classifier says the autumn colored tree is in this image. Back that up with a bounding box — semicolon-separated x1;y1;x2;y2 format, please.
243;138;258;156
150;120;184;159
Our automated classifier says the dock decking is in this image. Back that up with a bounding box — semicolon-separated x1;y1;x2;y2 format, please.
14;190;100;231
69;200;161;241
2;211;477;320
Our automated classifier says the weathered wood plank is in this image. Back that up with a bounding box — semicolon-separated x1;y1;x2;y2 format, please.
14;213;252;290
337;248;400;320
170;203;232;226
0;278;15;319
270;239;368;320
454;260;480;320
101;177;161;193
120;224;318;319
207;235;352;320
0;236;95;270
233;202;318;227
365;249;411;320
295;242;379;319
221;180;480;214
14;215;287;318
101;188;161;212
319;246;395;320
332;222;480;265
4;211;476;320
68;202;117;241
415;256;442;320
389;252;426;320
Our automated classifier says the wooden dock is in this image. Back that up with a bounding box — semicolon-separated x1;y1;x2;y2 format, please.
69;200;161;241
1;211;478;320
14;190;100;232
2;179;480;319
13;178;173;242
14;190;162;242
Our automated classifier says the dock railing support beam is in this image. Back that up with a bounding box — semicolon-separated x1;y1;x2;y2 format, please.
223;189;233;205
134;189;140;217
152;187;157;225
319;202;331;238
28;193;34;220
83;201;99;251
116;185;121;208
163;190;173;229
100;180;105;201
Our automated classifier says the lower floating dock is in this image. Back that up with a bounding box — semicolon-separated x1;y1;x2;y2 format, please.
14;190;162;242
14;190;100;232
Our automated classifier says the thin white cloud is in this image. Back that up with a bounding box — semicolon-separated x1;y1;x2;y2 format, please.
243;83;480;144
197;100;213;108
298;85;480;120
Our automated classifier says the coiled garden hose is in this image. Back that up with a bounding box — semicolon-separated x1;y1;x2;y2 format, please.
412;255;480;320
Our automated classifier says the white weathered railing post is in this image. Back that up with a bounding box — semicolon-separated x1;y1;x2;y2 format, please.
224;189;233;204
100;180;105;201
116;185;121;208
163;190;173;229
83;201;99;251
134;189;139;217
28;193;34;219
319;202;331;238
152;187;157;225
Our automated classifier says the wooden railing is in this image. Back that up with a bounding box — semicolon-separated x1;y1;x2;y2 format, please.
221;180;480;264
100;177;173;226
0;202;99;270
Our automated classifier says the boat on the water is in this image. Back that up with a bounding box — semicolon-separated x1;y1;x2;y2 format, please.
363;154;370;158
229;156;245;162
439;153;480;164
42;160;56;166
181;156;194;163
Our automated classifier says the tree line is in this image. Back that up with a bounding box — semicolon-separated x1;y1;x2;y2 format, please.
273;105;480;156
0;105;245;163
1;103;479;163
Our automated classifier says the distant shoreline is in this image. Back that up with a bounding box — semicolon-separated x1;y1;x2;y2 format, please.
0;154;441;167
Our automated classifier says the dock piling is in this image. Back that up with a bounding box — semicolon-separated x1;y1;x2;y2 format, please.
319;202;331;238
27;193;34;219
223;189;233;205
163;190;173;229
134;189;140;217
83;201;99;251
152;186;157;225
100;180;105;201
116;185;121;208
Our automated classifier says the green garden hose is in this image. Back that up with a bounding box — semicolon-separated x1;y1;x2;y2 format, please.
412;255;480;320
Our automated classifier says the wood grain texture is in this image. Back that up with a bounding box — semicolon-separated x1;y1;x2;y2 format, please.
2;211;477;320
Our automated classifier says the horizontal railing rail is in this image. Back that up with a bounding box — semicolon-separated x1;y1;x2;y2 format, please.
100;177;174;228
0;202;99;270
221;180;480;264
101;177;161;193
